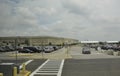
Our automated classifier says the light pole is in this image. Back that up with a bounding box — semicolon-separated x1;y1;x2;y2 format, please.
15;37;18;64
41;40;44;58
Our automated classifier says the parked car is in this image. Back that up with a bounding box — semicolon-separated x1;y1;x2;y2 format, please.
52;46;59;51
19;49;34;53
0;47;6;52
82;47;91;54
35;46;44;52
23;46;41;53
5;46;15;51
43;46;54;53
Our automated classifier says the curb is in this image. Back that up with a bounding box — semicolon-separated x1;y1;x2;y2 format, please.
24;71;31;76
18;71;31;76
9;53;33;57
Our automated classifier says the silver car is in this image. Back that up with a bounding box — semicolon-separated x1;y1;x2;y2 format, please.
82;47;91;54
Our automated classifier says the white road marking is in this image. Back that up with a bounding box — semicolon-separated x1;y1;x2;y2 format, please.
30;59;65;76
30;59;49;76
35;72;58;75
19;59;33;69
57;59;64;76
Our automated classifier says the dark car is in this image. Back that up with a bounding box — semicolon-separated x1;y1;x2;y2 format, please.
0;47;6;52
82;47;91;54
23;46;41;53
19;49;34;53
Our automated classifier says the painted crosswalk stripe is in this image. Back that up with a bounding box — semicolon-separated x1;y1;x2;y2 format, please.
30;59;64;76
58;60;64;76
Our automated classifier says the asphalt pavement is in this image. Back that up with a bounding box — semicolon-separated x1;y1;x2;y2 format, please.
69;46;120;59
26;59;47;72
0;59;29;76
0;59;28;65
1;58;120;76
1;46;120;76
62;58;120;76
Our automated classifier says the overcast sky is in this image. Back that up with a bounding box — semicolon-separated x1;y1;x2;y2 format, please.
0;0;120;41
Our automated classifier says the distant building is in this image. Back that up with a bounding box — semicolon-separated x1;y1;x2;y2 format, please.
80;41;99;44
106;41;119;44
0;36;78;46
80;41;120;45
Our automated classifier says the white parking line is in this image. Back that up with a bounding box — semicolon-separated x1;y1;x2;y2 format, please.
19;59;33;69
57;59;64;76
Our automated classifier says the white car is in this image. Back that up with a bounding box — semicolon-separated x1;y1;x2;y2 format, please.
43;46;54;53
82;47;91;54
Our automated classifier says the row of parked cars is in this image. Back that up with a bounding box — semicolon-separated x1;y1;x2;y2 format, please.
82;44;120;54
0;45;63;53
0;46;15;52
90;44;120;51
18;46;62;53
100;45;120;51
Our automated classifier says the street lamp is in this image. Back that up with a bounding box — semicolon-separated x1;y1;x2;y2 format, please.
15;37;18;64
41;40;44;58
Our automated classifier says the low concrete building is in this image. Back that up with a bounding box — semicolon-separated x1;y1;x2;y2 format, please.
80;41;99;44
0;36;78;46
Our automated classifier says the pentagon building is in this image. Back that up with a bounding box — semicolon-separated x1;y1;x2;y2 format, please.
0;36;79;46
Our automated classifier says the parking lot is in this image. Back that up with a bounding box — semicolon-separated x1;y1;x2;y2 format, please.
62;58;120;76
0;45;120;76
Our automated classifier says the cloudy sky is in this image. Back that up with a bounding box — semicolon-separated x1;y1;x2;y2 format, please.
0;0;120;41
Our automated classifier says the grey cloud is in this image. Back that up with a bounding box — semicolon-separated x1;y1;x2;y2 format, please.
103;25;120;33
62;0;89;16
0;0;120;41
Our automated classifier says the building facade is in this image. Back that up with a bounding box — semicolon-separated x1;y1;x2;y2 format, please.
0;36;78;46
